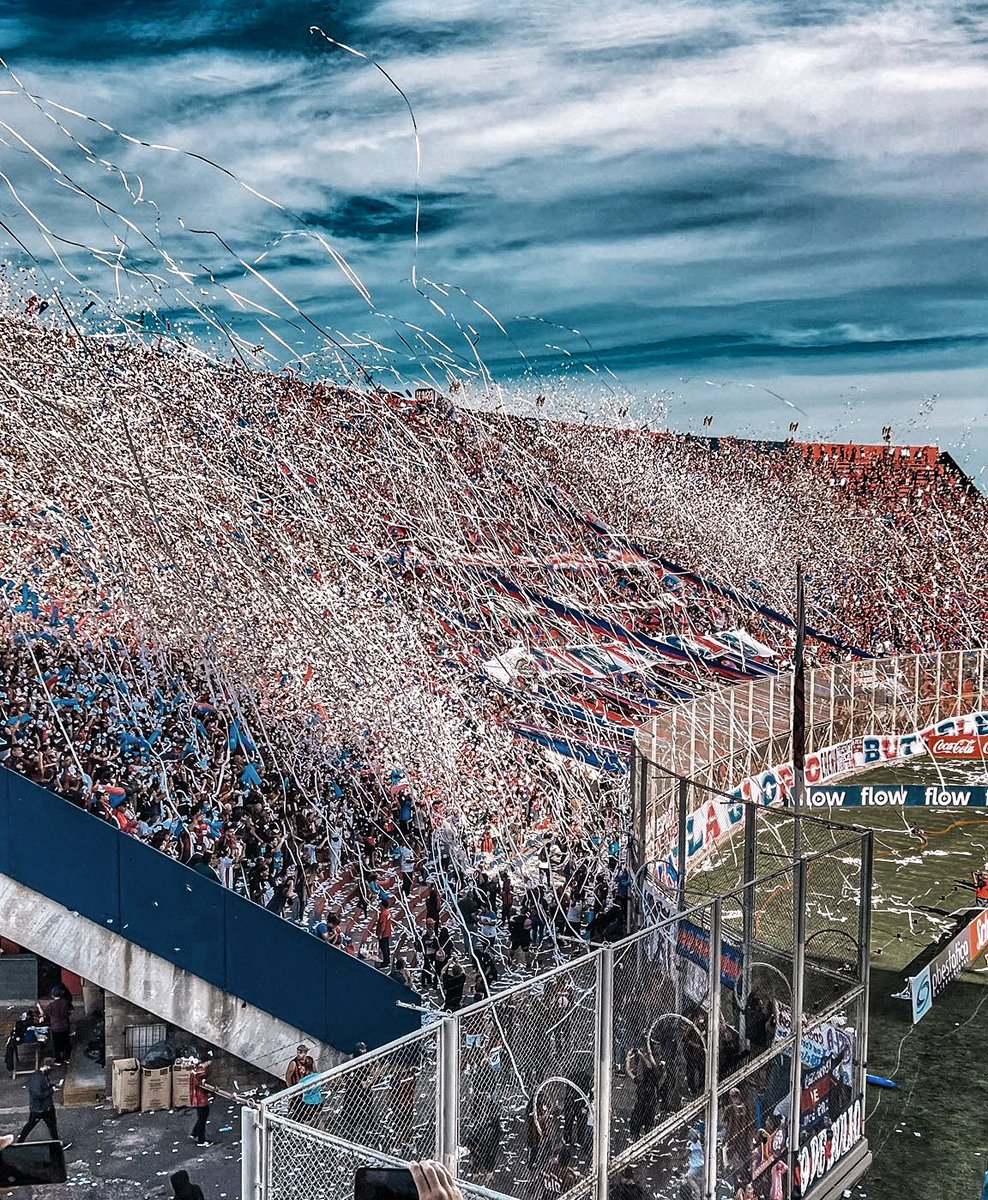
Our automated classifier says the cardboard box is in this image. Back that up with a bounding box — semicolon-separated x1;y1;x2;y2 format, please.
111;1057;141;1114
141;1065;172;1112
171;1064;194;1109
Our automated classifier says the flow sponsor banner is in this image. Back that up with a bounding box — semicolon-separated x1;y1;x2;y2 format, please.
662;709;988;881
805;784;988;808
923;732;988;759
909;907;988;1023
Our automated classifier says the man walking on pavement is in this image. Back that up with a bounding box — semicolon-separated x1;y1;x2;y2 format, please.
17;1064;71;1148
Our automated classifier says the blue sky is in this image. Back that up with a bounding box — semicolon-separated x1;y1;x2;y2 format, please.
1;0;986;470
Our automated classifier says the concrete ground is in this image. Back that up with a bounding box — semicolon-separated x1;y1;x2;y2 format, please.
1;1004;245;1200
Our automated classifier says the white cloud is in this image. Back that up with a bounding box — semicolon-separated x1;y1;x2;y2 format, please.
0;0;984;470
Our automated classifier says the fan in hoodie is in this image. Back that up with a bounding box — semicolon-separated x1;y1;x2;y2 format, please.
171;1170;205;1200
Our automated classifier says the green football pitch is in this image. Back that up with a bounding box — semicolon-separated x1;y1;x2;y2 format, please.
832;760;988;980
689;757;988;1198
814;761;988;1200
835;763;988;1195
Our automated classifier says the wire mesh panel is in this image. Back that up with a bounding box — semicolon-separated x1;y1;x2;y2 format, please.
609;1117;707;1200
266;1027;441;1162
265;1113;354;1200
455;955;599;1200
802;843;864;1017
710;863;796;1102
610;908;711;1158
265;1120;518;1200
916;654;941;729
718;1046;794;1200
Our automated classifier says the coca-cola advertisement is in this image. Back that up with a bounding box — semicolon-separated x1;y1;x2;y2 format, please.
923;732;988;759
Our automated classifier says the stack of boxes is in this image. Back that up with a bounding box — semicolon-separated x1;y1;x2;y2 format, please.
110;1053;202;1113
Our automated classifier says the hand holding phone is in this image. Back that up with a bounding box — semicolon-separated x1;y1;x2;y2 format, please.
354;1167;417;1200
354;1161;463;1200
0;1140;68;1186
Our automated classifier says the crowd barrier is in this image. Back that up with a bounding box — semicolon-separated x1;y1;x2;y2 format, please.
0;766;420;1053
250;799;872;1200
245;648;988;1197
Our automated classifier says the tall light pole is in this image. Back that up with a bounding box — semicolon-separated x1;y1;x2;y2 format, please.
792;562;806;856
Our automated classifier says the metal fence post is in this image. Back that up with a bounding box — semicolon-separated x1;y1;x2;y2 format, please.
635;753;649;932
704;897;722;1200
857;830;874;1109
787;858;808;1191
594;946;614;1200
242;1106;260;1200
438;1017;459;1173
740;799;757;1042
677;777;689;913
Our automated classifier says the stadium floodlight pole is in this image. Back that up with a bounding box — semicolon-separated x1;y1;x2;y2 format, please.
675;777;689;1016
740;795;757;1044
792;561;807;857
787;857;808;1195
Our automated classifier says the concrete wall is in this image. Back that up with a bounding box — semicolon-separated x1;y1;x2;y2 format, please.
0;766;420;1053
0;873;347;1079
101;990;280;1094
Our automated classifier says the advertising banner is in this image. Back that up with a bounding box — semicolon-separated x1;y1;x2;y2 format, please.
910;907;988;1023
661;708;988;882
923;732;988;759
799;1096;864;1194
805;784;988;808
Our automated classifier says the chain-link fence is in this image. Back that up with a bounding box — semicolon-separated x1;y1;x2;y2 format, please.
455;954;599;1200
610;909;711;1160
264;1025;441;1164
262;1120;518;1200
252;821;869;1200
251;642;969;1200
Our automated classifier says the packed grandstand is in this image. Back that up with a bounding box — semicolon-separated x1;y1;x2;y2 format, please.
1;311;985;1003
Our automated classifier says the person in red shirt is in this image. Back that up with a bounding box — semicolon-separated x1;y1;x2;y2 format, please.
376;897;393;970
188;1060;213;1147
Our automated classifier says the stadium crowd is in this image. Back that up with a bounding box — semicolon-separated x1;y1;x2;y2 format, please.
0;312;986;1000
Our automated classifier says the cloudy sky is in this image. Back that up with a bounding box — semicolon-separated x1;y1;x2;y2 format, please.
1;0;986;468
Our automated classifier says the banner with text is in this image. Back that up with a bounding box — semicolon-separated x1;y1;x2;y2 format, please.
909;907;988;1023
805;784;988;808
